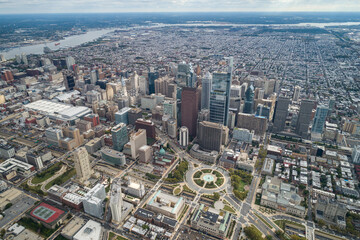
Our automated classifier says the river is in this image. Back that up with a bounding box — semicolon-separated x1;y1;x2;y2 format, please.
0;29;115;59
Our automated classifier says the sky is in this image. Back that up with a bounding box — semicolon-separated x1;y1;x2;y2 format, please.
0;0;359;14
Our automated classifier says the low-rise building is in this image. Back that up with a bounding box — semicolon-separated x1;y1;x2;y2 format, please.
73;220;103;240
260;176;305;218
315;197;347;229
146;190;185;219
190;204;233;239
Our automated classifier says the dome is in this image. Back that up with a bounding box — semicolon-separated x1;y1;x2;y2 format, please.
159;148;166;155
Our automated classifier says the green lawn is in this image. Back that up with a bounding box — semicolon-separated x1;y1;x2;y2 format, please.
108;232;129;240
31;162;63;184
21;183;46;196
193;171;202;178
195;179;205;187
213;170;222;178
174;187;182;195
45;168;76;190
215;177;224;186
202;169;212;173
223;205;236;213
205;182;217;188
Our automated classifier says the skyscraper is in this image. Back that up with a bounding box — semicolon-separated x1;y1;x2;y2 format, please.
295;99;314;138
255;104;270;119
198;121;229;152
272;97;291;133
243;84;255;114
181;87;200;137
209;57;232;125
163;100;177;119
110;178;123;223
148;69;159;95
293;86;301;101
64;72;75;91
201;72;212;110
73;147;92;182
312;105;329;134
177;62;196;87
130;129;147;159
111;123;128;152
179;126;189;147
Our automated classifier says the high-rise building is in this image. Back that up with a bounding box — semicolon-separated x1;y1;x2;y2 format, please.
201;72;212;110
1;70;14;83
272;97;291;133
64;72;75;91
177;62;196;87
181;87;200;137
163;100;177;119
111;123;128;152
230;85;242;111
352;146;360;164
148;69;159;95
312;105;329;134
115;107;131;125
179;126;189;147
209;57;233;125
198;121;229;152
26;153;44;170
237;113;268;135
110;179;123;223
135;119;156;138
243;84;255;114
198;109;210;122
255;104;270;119
295;99;314;138
73;147;92;182
130;129;147;159
66;56;75;70
138;145;153;163
90;70;97;84
21;53;28;65
128;108;142;125
293;86;301;101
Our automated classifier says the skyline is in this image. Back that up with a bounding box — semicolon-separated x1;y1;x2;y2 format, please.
0;0;360;14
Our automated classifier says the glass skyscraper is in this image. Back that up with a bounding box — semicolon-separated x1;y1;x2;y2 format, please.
312;105;329;134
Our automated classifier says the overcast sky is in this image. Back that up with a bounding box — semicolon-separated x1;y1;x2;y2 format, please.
0;0;359;14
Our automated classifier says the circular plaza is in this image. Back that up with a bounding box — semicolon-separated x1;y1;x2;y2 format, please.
185;165;230;194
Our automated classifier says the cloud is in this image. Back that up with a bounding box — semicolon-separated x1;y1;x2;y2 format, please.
0;0;359;13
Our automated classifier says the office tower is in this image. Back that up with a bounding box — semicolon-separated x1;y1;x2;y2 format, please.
352;146;360;164
293;86;301;101
64;72;75;91
272;97;291;133
167;118;177;138
328;97;335;116
135;119;156;138
256;104;270;119
127;177;146;198
264;79;276;97
167;83;177;99
111;123;128;152
240;82;248;98
209;58;232;125
21;53;28;65
181;87;200;137
243;84;255;114
228;111;236;129
312;105;329;134
110;179;123;223
73;147;92;182
198;121;229;152
177;62;196;87
26;152;44;170
138;145;153;163
155;77;168;95
83;113;100;127
0;54;5;62
179;126;189;147
130;129;147;159
65;56;75;70
117;96;129;110
15;54;21;64
295;99;314;138
130;72;139;91
163;100;177;119
83;184;106;218
60;127;84;150
201;72;212;110
115;107;131;125
198;109;210;122
230;85;242;111
1;70;14;83
90;70;97;84
128;108;142;125
237;113;268;135
148;68;159;95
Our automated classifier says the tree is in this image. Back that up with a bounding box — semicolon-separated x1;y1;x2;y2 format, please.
213;192;220;201
244;225;263;240
266;235;273;240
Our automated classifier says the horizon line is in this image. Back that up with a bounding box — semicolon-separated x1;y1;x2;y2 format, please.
1;11;360;15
